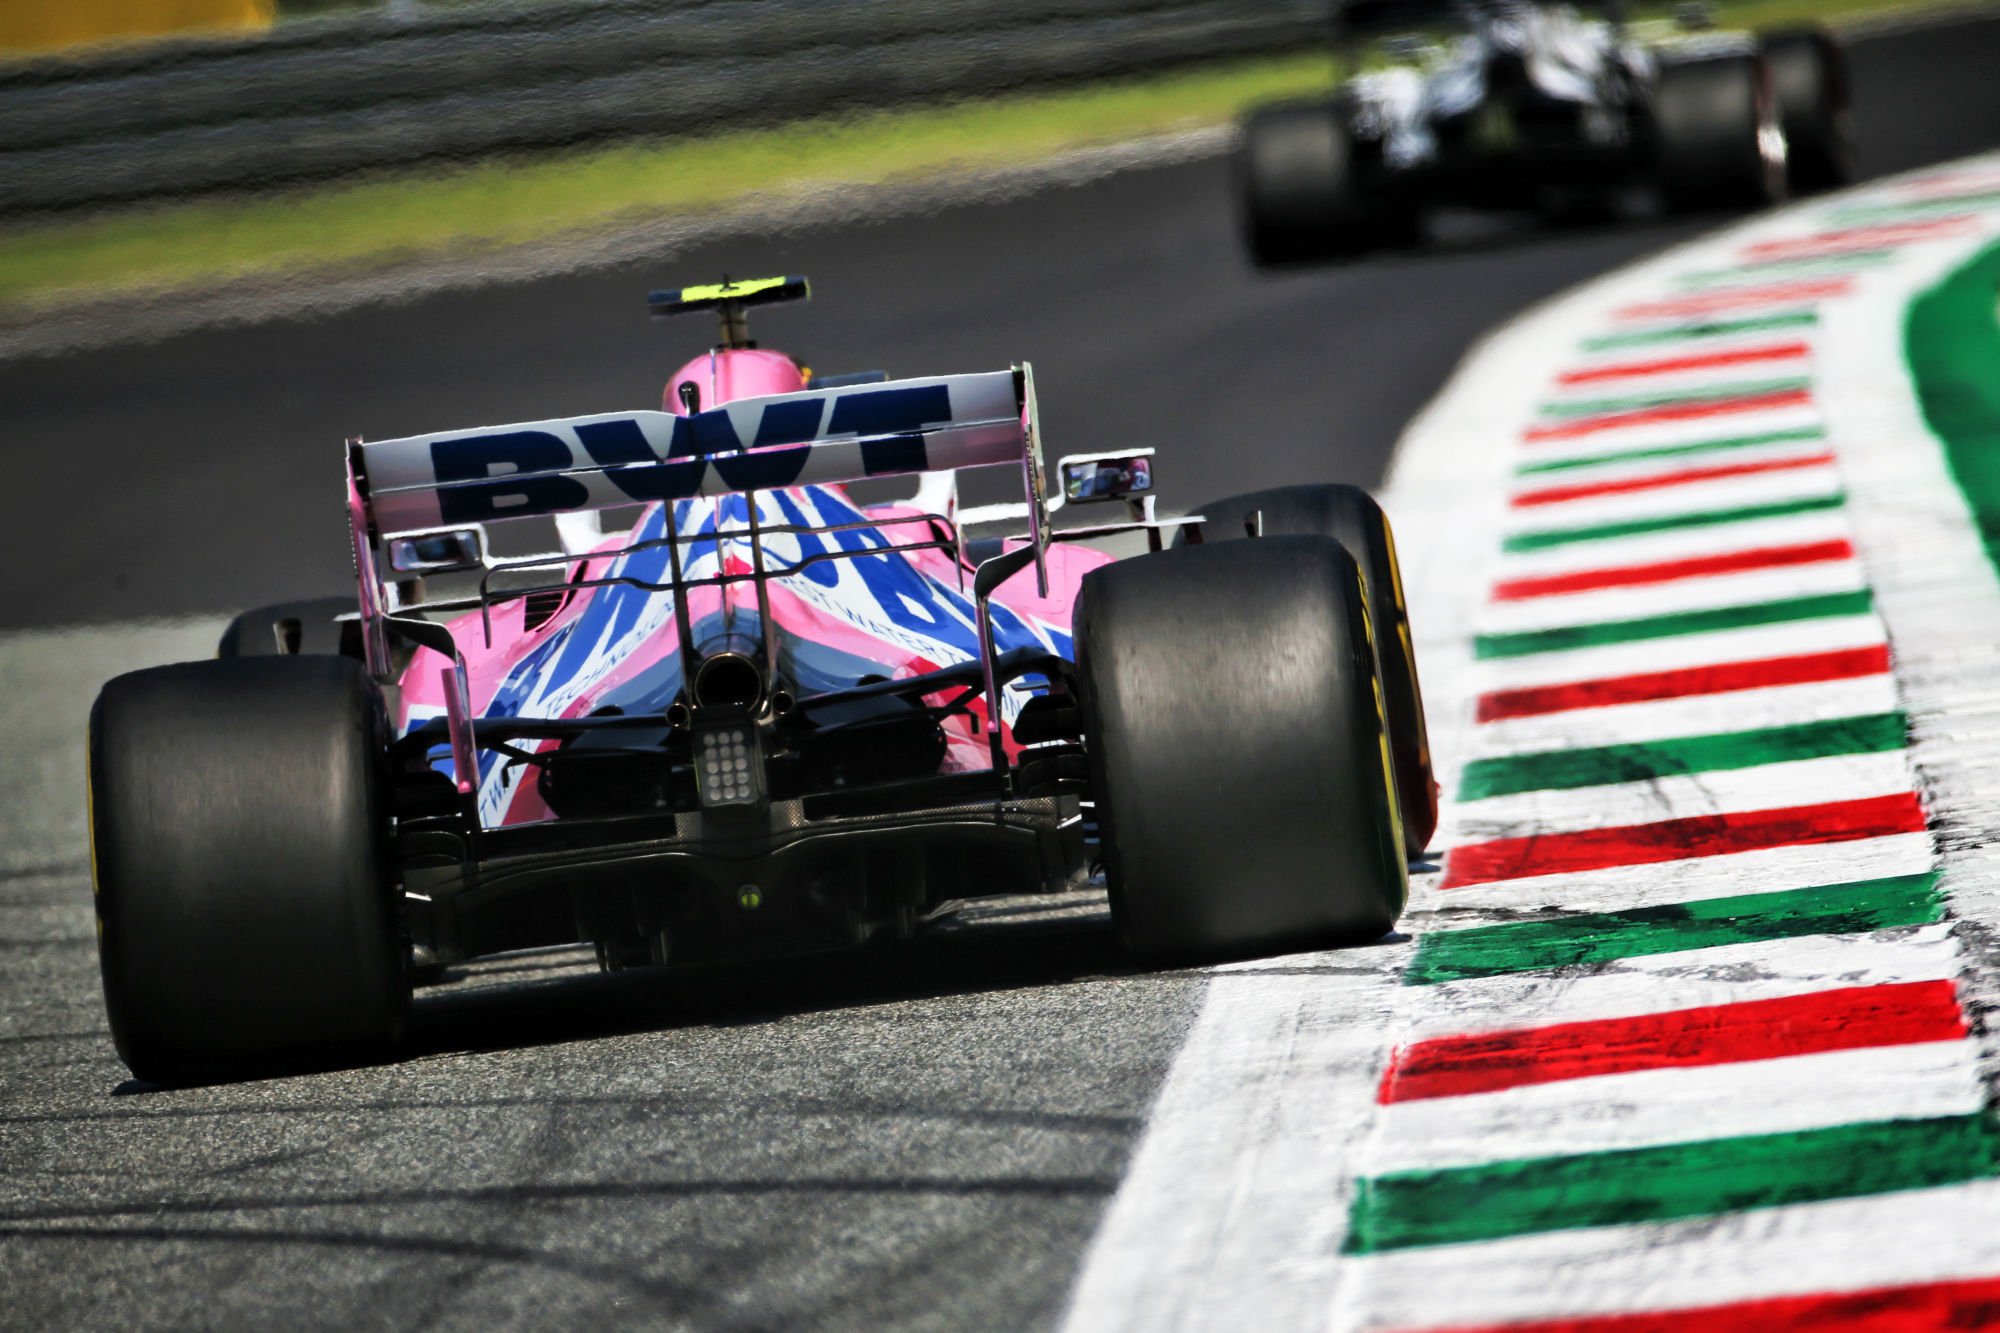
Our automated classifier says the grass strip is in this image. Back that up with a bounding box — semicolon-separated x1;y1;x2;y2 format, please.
0;51;1339;313
1404;871;1942;984
1343;1115;1999;1253
1458;712;1907;799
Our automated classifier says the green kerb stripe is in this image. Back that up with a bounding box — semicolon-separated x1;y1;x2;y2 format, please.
1675;249;1894;288
1403;871;1941;985
1502;493;1847;553
1343;1115;2000;1253
1473;589;1873;660
1579;312;1818;352
1458;713;1907;800
1516;427;1825;476
1539;377;1810;420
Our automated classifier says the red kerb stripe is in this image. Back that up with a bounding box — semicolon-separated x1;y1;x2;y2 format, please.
1440;792;1926;889
1523;389;1812;443
1392;1272;2000;1333
1490;539;1853;601
1511;452;1834;507
1377;979;1965;1104
1475;645;1891;720
1556;342;1809;385
1617;278;1854;322
1736;214;1975;262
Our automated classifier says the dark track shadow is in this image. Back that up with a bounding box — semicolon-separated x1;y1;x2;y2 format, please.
403;903;1151;1063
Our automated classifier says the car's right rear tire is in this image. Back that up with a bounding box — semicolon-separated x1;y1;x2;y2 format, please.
90;655;406;1084
1077;537;1408;962
1238;101;1411;265
1181;484;1437;857
1654;54;1788;212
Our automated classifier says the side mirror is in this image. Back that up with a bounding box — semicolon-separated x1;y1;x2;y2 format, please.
388;526;486;574
1058;452;1155;505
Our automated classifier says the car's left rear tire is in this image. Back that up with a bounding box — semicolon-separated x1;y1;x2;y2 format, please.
90;655;407;1084
1077;537;1407;962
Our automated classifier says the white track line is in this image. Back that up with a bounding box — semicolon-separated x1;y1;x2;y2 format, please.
1470;614;1888;693
1475;560;1867;634
1369;1037;1985;1173
1455;751;1916;836
1338;1180;2000;1331
1393;922;1961;1035
1474;673;1900;752
1492;507;1853;578
1431;833;1937;913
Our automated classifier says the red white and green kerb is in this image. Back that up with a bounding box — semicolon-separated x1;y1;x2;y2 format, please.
1342;163;2000;1332
1061;157;2000;1333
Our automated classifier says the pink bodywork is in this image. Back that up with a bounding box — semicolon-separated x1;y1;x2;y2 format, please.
395;348;1112;827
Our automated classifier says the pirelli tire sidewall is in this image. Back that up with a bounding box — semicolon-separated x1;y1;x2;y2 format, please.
1178;484;1438;858
1077;536;1408;963
89;654;406;1084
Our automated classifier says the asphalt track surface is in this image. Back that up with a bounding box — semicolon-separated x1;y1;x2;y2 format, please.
4;16;2000;1331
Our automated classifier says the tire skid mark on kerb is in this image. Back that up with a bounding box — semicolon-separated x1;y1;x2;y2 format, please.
1063;154;2000;1332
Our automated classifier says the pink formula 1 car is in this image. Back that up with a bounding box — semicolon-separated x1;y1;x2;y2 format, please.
87;277;1434;1083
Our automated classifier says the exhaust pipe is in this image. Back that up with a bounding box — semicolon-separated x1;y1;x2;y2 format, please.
692;650;765;712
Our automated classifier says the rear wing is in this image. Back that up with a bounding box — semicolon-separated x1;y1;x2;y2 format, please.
356;368;1030;534
345;365;1051;680
344;357;1206;806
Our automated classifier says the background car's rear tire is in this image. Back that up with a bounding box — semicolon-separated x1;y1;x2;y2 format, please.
1077;537;1407;961
90;655;406;1084
217;596;358;659
1238;101;1413;265
1761;27;1855;193
1654;54;1788;212
1181;484;1437;857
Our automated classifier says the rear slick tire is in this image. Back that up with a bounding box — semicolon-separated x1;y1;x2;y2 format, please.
1077;537;1408;962
1761;27;1855;194
1655;54;1788;213
1181;484;1438;858
1238;101;1408;265
89;655;406;1084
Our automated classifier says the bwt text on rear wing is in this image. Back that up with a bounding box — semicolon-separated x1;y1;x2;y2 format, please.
343;366;1060;681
